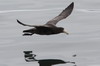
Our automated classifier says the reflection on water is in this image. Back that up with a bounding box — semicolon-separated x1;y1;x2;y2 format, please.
0;0;100;66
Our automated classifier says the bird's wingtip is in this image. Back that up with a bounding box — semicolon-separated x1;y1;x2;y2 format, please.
16;19;24;26
71;2;74;4
72;2;74;4
16;19;20;22
70;2;74;7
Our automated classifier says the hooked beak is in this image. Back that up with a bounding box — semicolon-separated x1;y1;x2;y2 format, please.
63;30;69;35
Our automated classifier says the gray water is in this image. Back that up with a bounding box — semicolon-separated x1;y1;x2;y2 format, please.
0;0;100;66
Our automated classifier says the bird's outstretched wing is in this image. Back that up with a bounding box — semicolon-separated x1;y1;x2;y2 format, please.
46;2;74;25
17;19;43;27
17;19;55;28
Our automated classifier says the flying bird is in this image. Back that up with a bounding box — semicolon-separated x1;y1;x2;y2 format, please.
17;2;74;36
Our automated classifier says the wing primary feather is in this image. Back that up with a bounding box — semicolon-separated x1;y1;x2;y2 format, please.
59;2;74;18
46;2;74;25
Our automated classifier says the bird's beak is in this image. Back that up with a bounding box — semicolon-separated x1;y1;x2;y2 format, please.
63;30;69;35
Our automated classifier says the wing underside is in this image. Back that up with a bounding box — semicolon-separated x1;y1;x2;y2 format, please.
46;2;74;25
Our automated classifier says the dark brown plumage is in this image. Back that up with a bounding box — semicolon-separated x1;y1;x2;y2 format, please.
17;2;74;36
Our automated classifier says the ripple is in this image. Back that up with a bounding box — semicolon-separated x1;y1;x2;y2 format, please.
76;9;100;13
0;8;100;14
0;8;62;14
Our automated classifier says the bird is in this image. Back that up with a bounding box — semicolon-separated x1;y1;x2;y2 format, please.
17;2;74;36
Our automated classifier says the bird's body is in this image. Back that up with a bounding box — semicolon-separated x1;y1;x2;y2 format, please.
17;2;74;36
23;26;64;35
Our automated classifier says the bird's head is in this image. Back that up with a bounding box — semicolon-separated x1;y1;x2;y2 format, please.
58;27;69;35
